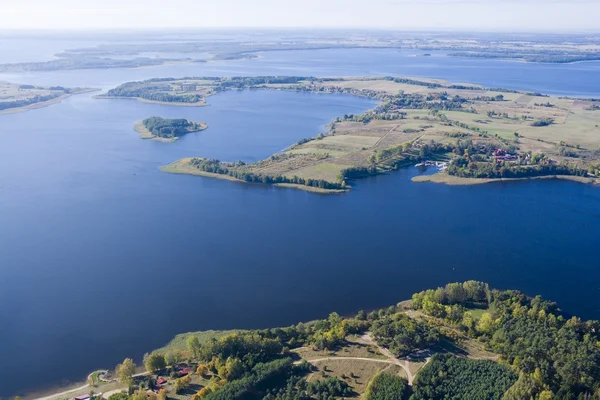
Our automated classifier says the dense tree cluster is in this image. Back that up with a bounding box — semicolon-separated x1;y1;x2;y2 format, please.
364;373;410;400
383;76;443;88
264;375;353;400
338;165;379;181
531;118;555;127
142;117;204;139
411;281;600;399
371;313;440;356
411;354;517;400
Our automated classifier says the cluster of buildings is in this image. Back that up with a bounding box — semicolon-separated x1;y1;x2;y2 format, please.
492;148;518;162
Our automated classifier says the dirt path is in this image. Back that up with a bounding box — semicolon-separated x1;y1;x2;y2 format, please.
296;356;396;365
295;333;420;385
360;333;427;385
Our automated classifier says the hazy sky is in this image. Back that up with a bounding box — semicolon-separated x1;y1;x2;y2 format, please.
2;0;599;32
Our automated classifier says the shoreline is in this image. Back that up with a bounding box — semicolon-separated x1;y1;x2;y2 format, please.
94;95;207;107
0;88;99;115
412;171;599;186
160;159;347;194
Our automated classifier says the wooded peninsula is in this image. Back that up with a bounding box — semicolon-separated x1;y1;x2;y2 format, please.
100;76;600;193
42;281;600;400
0;81;96;114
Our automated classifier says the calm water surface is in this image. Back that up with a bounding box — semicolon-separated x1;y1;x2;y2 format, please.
0;45;600;397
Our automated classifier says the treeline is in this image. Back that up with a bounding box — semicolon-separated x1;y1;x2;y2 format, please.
188;158;345;190
447;161;587;179
0;92;63;111
214;76;314;90
383;76;444;88
448;51;600;64
106;82;203;103
377;92;470;113
411;281;600;399
142;117;204;138
338;166;379;181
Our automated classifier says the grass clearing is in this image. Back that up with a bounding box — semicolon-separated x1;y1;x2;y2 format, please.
293;340;385;361
307;359;391;394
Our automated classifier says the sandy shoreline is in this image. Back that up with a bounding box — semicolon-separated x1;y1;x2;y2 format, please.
0;88;99;115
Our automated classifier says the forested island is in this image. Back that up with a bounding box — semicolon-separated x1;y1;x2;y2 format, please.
44;281;600;400
99;75;600;192
0;81;96;114
134;117;207;143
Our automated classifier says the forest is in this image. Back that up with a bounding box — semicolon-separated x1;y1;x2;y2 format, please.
410;281;600;399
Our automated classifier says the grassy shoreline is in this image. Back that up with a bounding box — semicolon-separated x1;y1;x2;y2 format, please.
412;171;599;186
161;159;347;194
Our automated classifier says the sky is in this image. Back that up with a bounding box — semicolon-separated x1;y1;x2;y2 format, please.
1;0;599;32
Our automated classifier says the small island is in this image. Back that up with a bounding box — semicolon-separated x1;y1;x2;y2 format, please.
134;117;208;143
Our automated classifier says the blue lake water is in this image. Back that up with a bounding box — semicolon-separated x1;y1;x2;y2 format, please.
1;44;600;397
